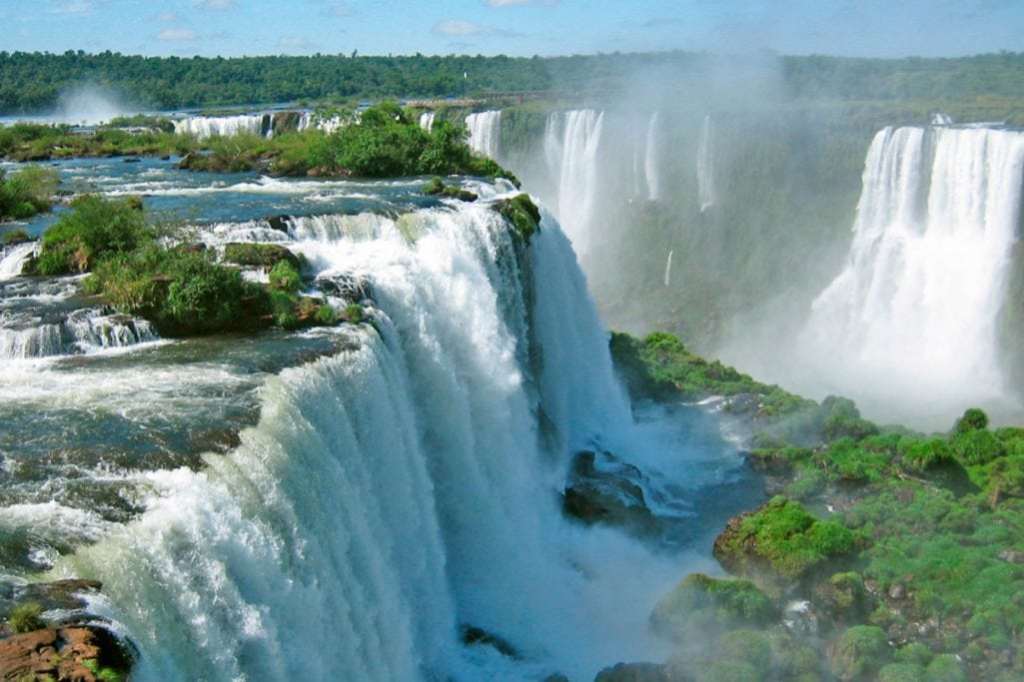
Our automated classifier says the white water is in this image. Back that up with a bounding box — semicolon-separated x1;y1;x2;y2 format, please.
931;112;954;126
61;199;682;680
697;115;716;213
663;250;674;288
466;111;502;158
0;242;37;280
801;125;1024;423
173;114;270;139
0;308;158;360
419;111;436;132
644;112;661;201
544;110;605;257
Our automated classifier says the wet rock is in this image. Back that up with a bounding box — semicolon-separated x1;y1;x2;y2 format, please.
0;625;130;682
594;662;673;682
267;215;291;234
562;450;656;536
650;573;777;642
783;599;819;637
888;583;906;600
315;273;373;302
16;579;102;614
998;549;1024;564
222;242;301;270
460;625;518;658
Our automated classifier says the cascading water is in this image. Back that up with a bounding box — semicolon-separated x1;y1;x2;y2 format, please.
801;125;1024;422
173;114;270;139
419;111;436;132
465;111;502;158
58;198;681;681
697;114;716;213
0;242;37;281
543;110;604;257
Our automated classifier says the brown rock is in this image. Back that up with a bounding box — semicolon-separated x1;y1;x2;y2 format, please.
0;626;128;682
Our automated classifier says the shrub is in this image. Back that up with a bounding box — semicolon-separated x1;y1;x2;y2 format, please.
954;408;989;434
877;662;926;682
8;601;45;633
718;630;773;670
650;573;777;641
715;496;856;580
32;195;149;275
315;304;337;325
269;259;302;293
952;429;1004;466
701;661;759;682
830;625;891;680
822;396;880;442
0;165;58;221
495;193;542;242
344;302;364;324
924;654;966;682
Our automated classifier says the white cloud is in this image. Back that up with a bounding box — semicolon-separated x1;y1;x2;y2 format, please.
194;0;236;9
158;11;179;22
433;19;486;36
485;0;558;6
50;0;95;14
159;27;198;41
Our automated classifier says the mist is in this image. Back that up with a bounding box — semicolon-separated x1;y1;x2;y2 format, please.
48;84;132;125
491;52;1024;431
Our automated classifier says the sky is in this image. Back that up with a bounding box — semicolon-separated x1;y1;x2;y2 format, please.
2;0;1022;59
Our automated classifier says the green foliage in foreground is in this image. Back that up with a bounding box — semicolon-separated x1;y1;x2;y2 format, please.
0;122;190;162
29;195;148;275
651;573;777;641
23;195;341;337
7;601;45;633
0;165;58;221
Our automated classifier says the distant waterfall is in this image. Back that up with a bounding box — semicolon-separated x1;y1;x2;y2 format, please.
173;114;270;139
543;110;604;256
644;112;661;201
419;111;436;132
803;125;1024;412
466;111;502;158
663;250;673;288
931;112;954;126
697;115;716;213
66;199;664;681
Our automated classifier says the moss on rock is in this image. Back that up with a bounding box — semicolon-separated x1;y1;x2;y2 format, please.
651;573;777;641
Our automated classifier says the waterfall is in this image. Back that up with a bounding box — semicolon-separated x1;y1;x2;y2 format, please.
419;111;436;132
465;111;502;158
802;125;1024;414
0;308;158;360
543;110;604;257
663;250;673;288
931;112;954;126
0;242;37;280
644;112;661;201
173;114;270;139
62;199;664;681
697;114;716;213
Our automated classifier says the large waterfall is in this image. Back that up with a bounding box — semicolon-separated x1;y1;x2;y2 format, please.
61;200;676;681
465;111;502;159
643;112;661;201
543;110;605;257
802;125;1024;421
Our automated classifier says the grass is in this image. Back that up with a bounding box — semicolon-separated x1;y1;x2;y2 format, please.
7;601;45;633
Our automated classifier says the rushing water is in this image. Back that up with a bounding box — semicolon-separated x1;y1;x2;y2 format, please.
466;111;502;159
799;125;1024;424
543;110;605;257
0;156;753;680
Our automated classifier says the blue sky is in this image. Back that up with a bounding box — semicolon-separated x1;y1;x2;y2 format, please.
2;0;1022;58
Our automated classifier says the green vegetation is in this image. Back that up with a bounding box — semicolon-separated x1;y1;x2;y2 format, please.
0;122;189;161
830;625;891;680
7;601;45;633
22;195;343;337
494;193;541;243
82;659;125;682
423;176;478;202
3;51;1024;114
651;573;777;641
2;227;31;245
28;195;148;275
714;496;857;583
0;165;58;221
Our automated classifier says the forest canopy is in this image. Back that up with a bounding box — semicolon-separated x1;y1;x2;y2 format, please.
2;50;1024;113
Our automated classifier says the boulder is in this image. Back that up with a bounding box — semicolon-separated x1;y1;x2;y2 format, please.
222;243;301;270
563;450;656;536
0;625;130;682
650;573;777;642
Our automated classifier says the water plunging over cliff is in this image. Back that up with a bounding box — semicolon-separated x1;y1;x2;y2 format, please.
697;115;716;213
543;110;605;257
801;125;1024;422
466;111;502;158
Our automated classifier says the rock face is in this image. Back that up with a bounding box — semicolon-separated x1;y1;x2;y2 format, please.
562;450;657;536
593;662;674;682
0;625;130;682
